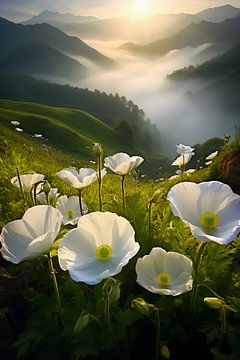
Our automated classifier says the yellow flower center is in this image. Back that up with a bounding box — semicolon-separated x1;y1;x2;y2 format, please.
96;244;112;261
200;211;219;229
66;208;75;219
156;272;171;288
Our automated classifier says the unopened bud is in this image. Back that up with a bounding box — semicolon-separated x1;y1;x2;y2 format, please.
42;181;51;195
103;278;120;304
131;297;155;316
150;188;165;204
160;345;170;359
204;297;223;310
93;143;103;157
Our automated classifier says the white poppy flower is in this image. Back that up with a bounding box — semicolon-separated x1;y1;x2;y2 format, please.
167;181;240;244
11;173;45;192
34;134;43;138
37;188;60;204
176;144;195;156
136;247;193;296
185;169;196;175
0;205;63;264
11;120;20;126
56;195;88;225
15;127;23;132
58;211;140;285
104;152;144;176
171;153;193;167
57;167;105;190
205;160;212;166
206;151;218;160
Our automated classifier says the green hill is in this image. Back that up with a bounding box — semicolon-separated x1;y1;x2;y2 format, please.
0;73;162;154
0;99;138;159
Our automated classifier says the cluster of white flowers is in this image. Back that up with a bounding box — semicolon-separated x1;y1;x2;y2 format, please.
1;149;240;298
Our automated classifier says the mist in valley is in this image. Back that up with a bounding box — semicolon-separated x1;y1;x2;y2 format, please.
63;40;237;157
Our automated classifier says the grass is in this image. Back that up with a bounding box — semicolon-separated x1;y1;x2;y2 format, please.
1;115;240;360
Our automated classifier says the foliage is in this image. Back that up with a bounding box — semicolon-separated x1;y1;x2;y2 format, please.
1;127;240;360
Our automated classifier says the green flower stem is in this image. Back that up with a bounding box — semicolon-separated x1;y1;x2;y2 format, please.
105;295;116;342
154;308;161;360
191;242;208;312
47;253;64;325
148;201;153;247
98;155;102;211
16;166;26;207
78;189;83;216
219;307;227;347
121;175;126;216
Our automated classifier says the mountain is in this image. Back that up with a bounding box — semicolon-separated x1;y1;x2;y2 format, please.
0;17;114;68
167;44;240;81
196;4;240;22
120;15;240;57
22;10;98;25
22;6;240;43
0;42;87;81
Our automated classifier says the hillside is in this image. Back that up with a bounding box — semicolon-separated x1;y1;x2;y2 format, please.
0;99;171;178
120;14;240;57
167;43;240;81
0;99;138;159
0;16;114;68
0;42;87;81
0;73;161;154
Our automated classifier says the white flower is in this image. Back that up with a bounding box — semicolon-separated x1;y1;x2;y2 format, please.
171;153;193;167
15;127;23;132
167;181;240;244
11;120;20;126
58;211;140;285
206;151;218;160
56;195;88;225
176;144;195;156
136;247;193;296
205;160;212;166
57;168;97;189
11;173;45;192
185;169;196;175
34;134;43;138
0;205;63;264
36;188;59;204
104;152;144;176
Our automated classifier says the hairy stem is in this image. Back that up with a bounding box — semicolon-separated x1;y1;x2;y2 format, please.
47;253;64;325
191;242;207;312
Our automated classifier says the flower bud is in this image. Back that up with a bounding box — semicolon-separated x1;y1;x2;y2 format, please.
93;143;103;157
103;277;121;304
150;188;165;204
160;345;170;359
131;297;155;316
204;297;223;310
42;181;51;195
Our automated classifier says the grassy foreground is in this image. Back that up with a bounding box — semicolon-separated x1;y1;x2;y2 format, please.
1;123;240;360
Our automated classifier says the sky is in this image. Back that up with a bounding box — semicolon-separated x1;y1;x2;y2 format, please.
0;0;240;21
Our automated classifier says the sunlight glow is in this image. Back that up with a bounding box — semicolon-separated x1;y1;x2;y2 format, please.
135;0;150;15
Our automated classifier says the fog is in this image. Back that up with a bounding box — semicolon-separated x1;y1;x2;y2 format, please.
68;40;237;156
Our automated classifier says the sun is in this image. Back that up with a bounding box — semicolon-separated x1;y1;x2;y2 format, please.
135;0;150;15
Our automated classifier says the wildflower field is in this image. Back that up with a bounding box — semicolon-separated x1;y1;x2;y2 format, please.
1;125;240;360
